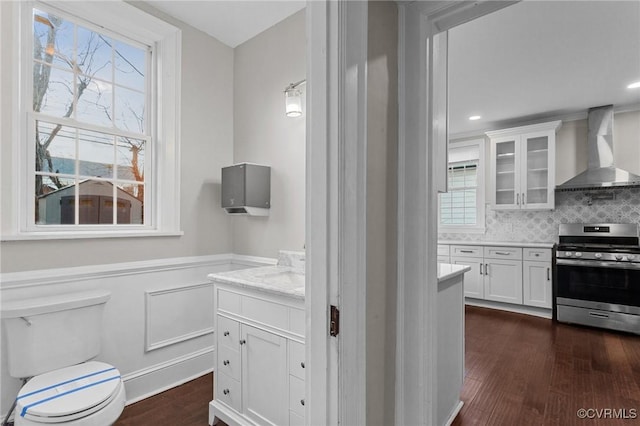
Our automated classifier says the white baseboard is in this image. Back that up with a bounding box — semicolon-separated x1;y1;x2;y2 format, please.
122;347;214;405
445;401;464;426
465;298;552;319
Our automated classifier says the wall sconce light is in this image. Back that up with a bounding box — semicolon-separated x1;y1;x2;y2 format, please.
284;79;306;117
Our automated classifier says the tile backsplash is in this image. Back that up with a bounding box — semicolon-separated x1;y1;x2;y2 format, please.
438;187;640;243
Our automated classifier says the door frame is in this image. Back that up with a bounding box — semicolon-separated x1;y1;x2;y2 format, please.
396;1;518;424
306;1;368;425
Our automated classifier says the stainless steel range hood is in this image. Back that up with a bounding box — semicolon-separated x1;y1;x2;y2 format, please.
556;105;640;191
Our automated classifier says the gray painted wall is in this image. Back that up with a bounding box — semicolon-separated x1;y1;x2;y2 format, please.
231;10;306;258
0;2;235;272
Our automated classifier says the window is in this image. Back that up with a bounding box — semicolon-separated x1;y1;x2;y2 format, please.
32;8;149;226
8;1;181;239
439;139;485;233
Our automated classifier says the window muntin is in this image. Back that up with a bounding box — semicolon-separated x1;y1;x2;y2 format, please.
439;139;485;232
440;161;478;226
31;6;150;226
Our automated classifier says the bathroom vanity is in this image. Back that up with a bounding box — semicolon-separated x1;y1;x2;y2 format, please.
208;254;305;426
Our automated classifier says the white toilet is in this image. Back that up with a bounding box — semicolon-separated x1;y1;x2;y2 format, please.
1;290;126;425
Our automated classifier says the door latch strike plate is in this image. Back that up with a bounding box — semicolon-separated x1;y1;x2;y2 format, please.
330;305;340;337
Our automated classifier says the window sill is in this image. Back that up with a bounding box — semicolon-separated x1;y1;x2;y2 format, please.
1;230;184;241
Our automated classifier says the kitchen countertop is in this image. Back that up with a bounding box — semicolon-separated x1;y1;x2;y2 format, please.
208;265;305;300
438;240;555;249
438;263;471;282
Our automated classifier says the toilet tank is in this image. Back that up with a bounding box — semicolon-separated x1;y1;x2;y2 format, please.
1;289;111;378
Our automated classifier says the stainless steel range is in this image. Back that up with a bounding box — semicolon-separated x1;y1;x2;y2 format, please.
555;223;640;334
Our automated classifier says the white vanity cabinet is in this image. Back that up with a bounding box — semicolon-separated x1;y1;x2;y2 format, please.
210;283;305;426
487;121;561;211
522;248;553;308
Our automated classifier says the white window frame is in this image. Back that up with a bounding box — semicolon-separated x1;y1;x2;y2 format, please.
6;0;182;240
438;138;486;234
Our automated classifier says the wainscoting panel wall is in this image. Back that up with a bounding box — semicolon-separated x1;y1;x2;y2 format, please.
145;283;215;352
0;254;274;417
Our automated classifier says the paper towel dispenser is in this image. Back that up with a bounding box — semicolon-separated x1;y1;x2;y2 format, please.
221;163;271;216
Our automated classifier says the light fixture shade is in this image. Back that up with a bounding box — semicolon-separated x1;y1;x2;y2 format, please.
285;88;303;117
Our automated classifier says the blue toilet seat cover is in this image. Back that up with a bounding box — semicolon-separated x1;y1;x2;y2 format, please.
16;361;122;421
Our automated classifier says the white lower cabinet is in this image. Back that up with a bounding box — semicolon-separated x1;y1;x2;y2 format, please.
483;258;522;304
450;244;551;309
522;248;553;308
451;257;484;298
210;285;305;426
437;244;451;265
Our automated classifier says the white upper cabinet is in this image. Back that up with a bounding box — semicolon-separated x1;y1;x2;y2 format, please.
487;121;561;210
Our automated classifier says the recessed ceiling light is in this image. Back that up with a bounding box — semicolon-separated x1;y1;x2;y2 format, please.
469;115;481;121
628;81;640;89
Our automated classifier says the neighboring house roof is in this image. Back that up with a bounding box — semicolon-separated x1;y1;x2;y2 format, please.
42;157;138;181
38;179;142;204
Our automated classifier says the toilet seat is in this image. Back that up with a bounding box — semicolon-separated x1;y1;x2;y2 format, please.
16;361;123;424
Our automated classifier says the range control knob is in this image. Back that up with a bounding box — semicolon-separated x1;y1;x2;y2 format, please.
565;252;573;257
574;252;583;258
615;254;623;261
594;253;603;259
628;254;636;261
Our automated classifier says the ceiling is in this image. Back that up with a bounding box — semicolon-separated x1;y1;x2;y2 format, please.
448;0;640;137
148;0;305;48
145;1;639;136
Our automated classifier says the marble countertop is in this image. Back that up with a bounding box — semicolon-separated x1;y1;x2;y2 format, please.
208;265;305;300
438;240;555;249
438;263;471;283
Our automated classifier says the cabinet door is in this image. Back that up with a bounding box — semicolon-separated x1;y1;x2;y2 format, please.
484;259;523;304
521;131;555;210
451;257;484;299
241;324;288;426
523;261;552;308
491;136;521;209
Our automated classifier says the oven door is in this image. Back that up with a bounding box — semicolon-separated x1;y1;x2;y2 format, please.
556;259;640;312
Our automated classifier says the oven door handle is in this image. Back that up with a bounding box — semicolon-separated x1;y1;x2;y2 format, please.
556;258;640;270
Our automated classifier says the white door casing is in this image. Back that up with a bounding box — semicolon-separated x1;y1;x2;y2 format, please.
306;1;368;425
397;1;518;424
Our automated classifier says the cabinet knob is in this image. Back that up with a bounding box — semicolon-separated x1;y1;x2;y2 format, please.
223;331;230;336
240;339;246;345
223;389;230;395
223;360;230;366
301;362;305;369
300;399;305;406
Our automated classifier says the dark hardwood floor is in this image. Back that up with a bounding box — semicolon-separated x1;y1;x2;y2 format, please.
453;306;640;426
114;373;214;426
114;306;640;425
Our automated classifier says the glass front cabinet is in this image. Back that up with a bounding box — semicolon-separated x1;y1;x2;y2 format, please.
487;121;561;210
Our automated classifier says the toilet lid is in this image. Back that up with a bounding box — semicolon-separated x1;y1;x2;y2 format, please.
16;361;122;423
